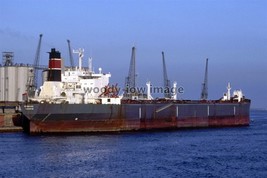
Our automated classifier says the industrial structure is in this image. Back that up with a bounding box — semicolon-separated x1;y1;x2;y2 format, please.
0;52;34;102
0;34;47;102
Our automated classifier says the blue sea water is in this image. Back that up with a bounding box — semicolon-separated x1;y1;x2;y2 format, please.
0;110;267;178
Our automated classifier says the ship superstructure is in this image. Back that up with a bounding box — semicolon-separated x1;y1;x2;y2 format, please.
31;48;121;105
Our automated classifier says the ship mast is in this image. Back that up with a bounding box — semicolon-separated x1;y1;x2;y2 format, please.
88;57;93;73
201;58;208;100
73;48;84;71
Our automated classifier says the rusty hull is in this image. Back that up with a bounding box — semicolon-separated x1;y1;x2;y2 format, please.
21;100;251;134
27;116;249;134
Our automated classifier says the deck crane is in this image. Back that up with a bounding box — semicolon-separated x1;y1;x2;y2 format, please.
27;34;43;97
201;58;208;100
162;51;171;98
33;34;43;90
124;46;136;98
67;39;75;68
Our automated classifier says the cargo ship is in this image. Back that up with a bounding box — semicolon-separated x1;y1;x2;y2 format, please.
20;48;250;134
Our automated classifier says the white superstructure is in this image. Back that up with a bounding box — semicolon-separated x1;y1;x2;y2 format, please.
30;48;121;104
221;82;245;102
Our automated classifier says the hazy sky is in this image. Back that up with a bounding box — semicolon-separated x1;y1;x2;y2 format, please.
1;0;267;108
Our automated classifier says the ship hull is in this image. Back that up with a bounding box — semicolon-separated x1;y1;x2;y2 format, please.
20;101;250;134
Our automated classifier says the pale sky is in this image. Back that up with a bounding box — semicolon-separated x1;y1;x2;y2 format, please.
1;0;267;108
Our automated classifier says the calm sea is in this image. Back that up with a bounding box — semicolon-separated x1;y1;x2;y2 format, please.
0;110;266;178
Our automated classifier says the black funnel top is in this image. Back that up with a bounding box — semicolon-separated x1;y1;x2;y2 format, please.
49;48;61;59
